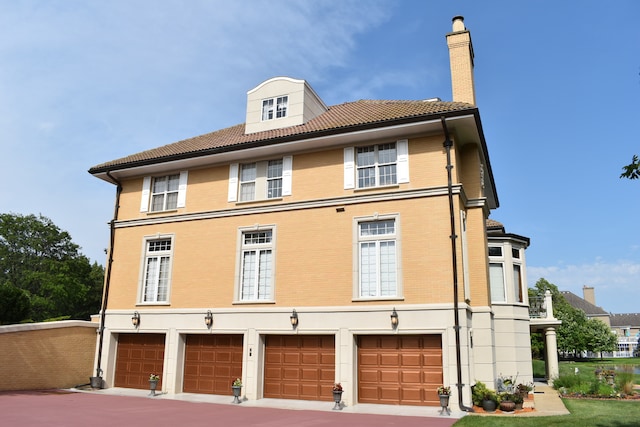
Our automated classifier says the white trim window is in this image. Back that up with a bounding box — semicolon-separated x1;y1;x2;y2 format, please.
488;246;507;302
140;171;188;213
262;96;288;121
228;157;292;202
141;237;173;303
240;229;274;301
358;219;397;298
344;139;409;189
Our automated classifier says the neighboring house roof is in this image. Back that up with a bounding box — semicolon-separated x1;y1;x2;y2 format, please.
610;313;640;328
561;291;609;317
486;218;504;231
89;99;475;173
486;218;530;247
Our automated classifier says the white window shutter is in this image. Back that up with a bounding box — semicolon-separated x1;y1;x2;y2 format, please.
397;139;409;183
282;156;293;196
177;171;188;208
228;163;239;202
344;147;355;189
140;176;151;212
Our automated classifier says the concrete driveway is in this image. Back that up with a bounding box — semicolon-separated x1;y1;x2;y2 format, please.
0;389;460;427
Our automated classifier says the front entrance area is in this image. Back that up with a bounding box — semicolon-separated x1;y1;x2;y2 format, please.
264;335;335;401
183;334;243;394
114;333;165;390
358;334;443;406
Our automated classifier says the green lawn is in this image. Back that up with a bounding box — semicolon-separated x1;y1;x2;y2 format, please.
453;399;640;427
453;359;640;426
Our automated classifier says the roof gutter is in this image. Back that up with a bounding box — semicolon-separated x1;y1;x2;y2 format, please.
91;170;122;388
441;116;474;412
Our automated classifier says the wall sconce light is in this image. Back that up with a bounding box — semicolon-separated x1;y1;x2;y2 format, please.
390;308;399;328
290;309;299;328
204;310;213;328
132;311;140;328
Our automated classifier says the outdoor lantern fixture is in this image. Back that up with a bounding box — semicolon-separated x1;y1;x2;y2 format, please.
132;311;140;328
390;308;399;328
204;310;213;328
290;309;299;328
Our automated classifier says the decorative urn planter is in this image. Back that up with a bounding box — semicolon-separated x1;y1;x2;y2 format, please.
148;374;160;397
332;383;343;410
482;398;497;412
437;386;451;415
499;400;516;412
231;378;243;404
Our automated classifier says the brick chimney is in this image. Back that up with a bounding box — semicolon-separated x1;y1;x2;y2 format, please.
446;16;476;105
583;285;596;305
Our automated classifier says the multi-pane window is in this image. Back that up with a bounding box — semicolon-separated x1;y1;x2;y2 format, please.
262;96;288;121
151;174;180;211
267;160;283;198
239;163;257;201
236;159;285;202
143;238;172;303
359;219;397;297
356;143;397;188
240;230;273;301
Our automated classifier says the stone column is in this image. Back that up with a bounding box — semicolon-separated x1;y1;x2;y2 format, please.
545;326;559;383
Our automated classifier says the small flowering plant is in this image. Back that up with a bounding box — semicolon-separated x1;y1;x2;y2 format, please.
437;385;451;396
333;383;343;392
232;378;242;387
149;373;160;381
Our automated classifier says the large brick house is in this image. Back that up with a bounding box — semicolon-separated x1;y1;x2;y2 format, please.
88;16;533;409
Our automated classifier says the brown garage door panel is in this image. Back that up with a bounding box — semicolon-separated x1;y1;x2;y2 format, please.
115;334;165;390
358;335;443;406
183;334;243;395
264;335;335;401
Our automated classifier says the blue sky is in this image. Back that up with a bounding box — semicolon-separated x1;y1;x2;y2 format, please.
1;1;639;313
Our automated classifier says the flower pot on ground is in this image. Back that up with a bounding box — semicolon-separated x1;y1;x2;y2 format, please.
149;373;160;397
499;393;516;412
332;383;343;410
481;390;498;412
517;382;533;400
231;378;242;404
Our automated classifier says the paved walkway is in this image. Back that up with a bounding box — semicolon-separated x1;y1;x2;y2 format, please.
0;381;569;426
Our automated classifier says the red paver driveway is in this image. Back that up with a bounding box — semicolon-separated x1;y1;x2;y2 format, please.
0;390;459;427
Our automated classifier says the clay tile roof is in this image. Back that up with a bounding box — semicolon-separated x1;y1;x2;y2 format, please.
486;218;504;229
89;99;474;173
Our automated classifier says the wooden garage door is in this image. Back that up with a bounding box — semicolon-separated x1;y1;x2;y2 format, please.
264;335;335;401
358;335;442;406
183;334;243;395
114;333;165;389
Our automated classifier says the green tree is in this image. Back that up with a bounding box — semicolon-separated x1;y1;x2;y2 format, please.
0;283;30;324
620;155;640;180
584;318;618;357
0;213;104;323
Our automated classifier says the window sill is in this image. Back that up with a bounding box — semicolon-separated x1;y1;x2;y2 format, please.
354;184;400;192
234;198;284;206
146;209;179;215
136;302;171;306
232;300;276;305
352;297;404;302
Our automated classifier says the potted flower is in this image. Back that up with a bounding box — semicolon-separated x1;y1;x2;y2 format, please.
498;392;516;412
332;383;343;410
437;386;451;415
148;373;160;396
482;390;498;412
512;392;524;410
516;382;533;400
231;378;242;404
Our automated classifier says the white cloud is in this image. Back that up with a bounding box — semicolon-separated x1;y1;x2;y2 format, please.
528;260;640;314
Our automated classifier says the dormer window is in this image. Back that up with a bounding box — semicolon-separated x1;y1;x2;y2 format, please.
262;96;288;121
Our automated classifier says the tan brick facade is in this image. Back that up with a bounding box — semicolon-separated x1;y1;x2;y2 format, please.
0;321;97;391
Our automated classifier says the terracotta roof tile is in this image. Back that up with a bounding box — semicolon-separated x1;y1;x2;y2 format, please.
90;99;474;172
